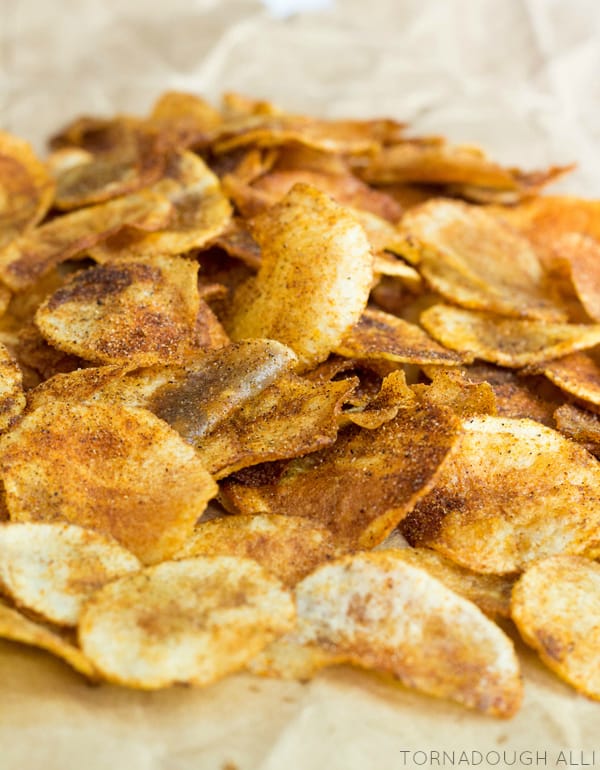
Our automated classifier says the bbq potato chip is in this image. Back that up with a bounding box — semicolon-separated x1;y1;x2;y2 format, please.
227;184;373;367
421;305;600;368
35;255;201;366
0;342;26;431
402;416;600;573
554;403;600;457
511;555;600;700
148;91;222;149
542;352;600;407
78;556;295;689
0;522;140;626
0;401;217;564
414;367;497;419
345;370;414;429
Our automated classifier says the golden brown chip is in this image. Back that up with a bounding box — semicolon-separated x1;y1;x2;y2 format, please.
0;522;140;626
421;305;600;368
0;342;26;431
397;200;564;320
511;555;600;700
0;189;173;291
35;256;200;366
289;551;522;716
148;91;222;149
221;396;460;549
227;184;373;367
414;367;497;419
78;556;295;689
402;416;600;573
175;514;342;586
335;307;467;366
554;403;600;457
550;232;600;322
0;401;217;564
345;370;414;429
541;351;600;407
0;131;55;249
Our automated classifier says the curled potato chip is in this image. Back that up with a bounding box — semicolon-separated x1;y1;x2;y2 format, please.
0;601;96;679
175;514;342;586
414;368;497;419
554;403;600;457
78;556;295;689
227;184;373;367
148;91;222;149
421;305;600;368
0;401;217;564
511;555;600;700
397;200;564;320
0;522;140;626
0;189;173;291
402;416;600;573
35;256;200;365
0;342;26;431
542;352;600;407
290;551;522;716
550;233;600;322
345;370;414;429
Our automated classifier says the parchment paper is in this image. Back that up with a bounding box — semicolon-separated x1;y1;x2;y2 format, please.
2;1;600;767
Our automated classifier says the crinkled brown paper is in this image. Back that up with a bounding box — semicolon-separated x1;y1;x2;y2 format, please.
2;1;600;767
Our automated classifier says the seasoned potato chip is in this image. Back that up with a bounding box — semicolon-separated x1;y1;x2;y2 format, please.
175;514;342;586
542;351;600;407
78;556;295;689
227;184;373;367
0;342;26;431
550;232;600;322
402;416;600;573
511;555;600;700
35;256;201;366
0;522;140;626
554;403;600;457
0;401;217;563
248;638;345;680
290;551;522;716
0;601;96;679
421;305;600;367
345;370;414;429
148;91;222;149
414;367;497;419
397;200;564;320
0;189;173;290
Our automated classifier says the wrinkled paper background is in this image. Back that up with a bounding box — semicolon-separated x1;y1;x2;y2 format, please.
2;1;600;768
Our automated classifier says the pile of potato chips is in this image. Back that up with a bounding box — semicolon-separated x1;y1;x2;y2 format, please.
1;91;600;718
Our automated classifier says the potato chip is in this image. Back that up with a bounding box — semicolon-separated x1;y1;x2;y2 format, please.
548;233;600;322
248;638;345;680
414;367;497;419
0;189;173;291
175;514;342;586
0;401;217;563
11;322;84;384
554;403;600;458
397;200;564;320
227;184;373;367
402;416;600;573
0;342;26;431
221;396;460;549
511;555;600;700
541;351;600;407
35;255;201;366
48;115;141;156
0;522;140;626
0;601;96;679
78;556;295;689
0;131;55;249
289;551;522;716
148;91;222;150
345;370;413;429
421;305;600;368
211;219;262;270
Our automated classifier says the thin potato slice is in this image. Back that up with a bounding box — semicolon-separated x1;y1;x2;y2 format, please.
35;256;200;366
290;551;523;716
220;397;460;549
414;368;497;419
0;402;217;564
402;416;600;573
227;184;373;367
542;352;600;407
248;638;345;680
0;190;173;291
0;342;26;431
554;403;600;457
335;307;467;366
78;556;295;689
511;555;600;700
175;515;342;586
345;370;414;429
551;233;600;322
0;601;96;679
421;305;600;368
397;200;564;320
147;91;222;150
0;522;140;626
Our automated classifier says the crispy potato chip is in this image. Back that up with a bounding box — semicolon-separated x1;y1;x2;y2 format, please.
78;556;295;689
148;91;222;149
345;370;413;429
248;638;345;680
398;200;564;320
48;115;141;156
221;396;460;549
421;305;600;368
511;555;600;700
10;321;84;383
0;342;26;431
554;403;600;458
414;367;497;419
0;189;173;291
90;151;231;261
371;252;422;290
227;184;373;367
541;351;600;407
0;401;217;564
0;522;140;626
0;131;55;249
289;551;522;716
335;307;467;366
35;256;201;366
175;515;342;586
402;416;600;573
549;233;600;322
0;601;96;679
211;218;262;270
